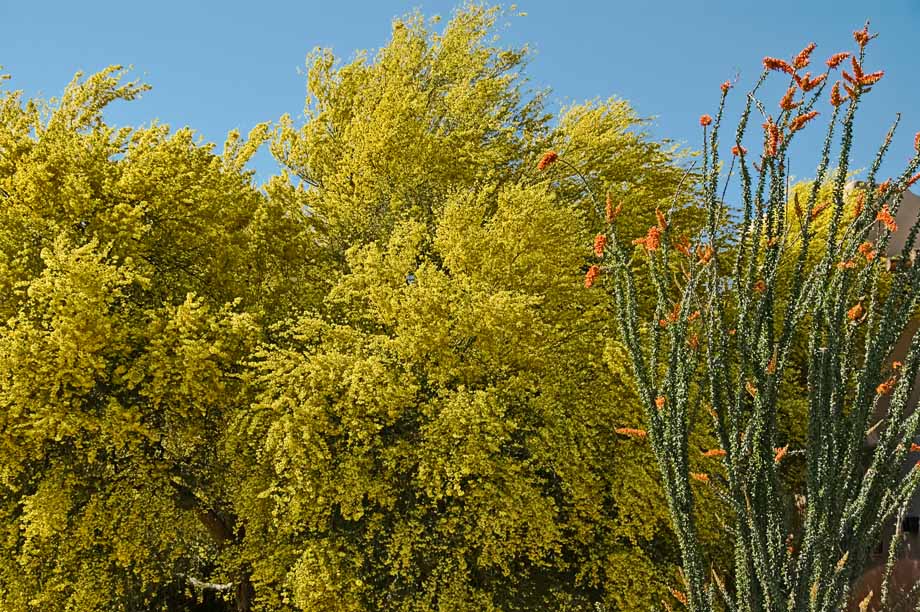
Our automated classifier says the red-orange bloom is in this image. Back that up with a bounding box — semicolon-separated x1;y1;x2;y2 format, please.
847;302;865;321
858;241;876;261
688;310;701;322
826;52;851;69
763;57;794;74
790;111;820;132
907;173;920;189
732;144;747;156
809;201;829;220
670;588;689;606
754;279;767;293
763;119;782;156
701;448;727;458
779;86;800;111
830;82;846;107
774;446;789;463
605;193;622;223
859;70;884;86
794;42;817;69
633;225;662;251
584;265;600;288
837;260;856;270
851;56;864;80
767;354;777;374
911;443;920;453
877;179;892;197
877;376;896;396
615;427;647;438
593;234;608;257
675;235;692;257
721;80;732;94
697;244;714;264
877;204;898;232
655;396;666;411
854;24;871;48
690;472;710;483
802;73;827;92
656;208;668;230
853;192;866;217
537;150;558;171
915;132;920;152
700;114;713;127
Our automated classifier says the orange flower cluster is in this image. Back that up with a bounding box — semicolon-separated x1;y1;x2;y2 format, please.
774;446;789;463
690;472;710;483
877;376;896;396
633;225;662;251
847;302;865;321
907;172;920;189
655;396;666;410
854;24;872;48
763;119;782;156
584;265;600;288
700;114;713;127
763;57;794;74
537;150;558;171
843;57;884;89
745;381;758;398
655;208;668;230
688;333;699;350
837;260;856;270
915;132;920;152
767;354;777;374
779;86;800;111
826;52;851;69
794;42;817;69
605;193;622;222
615;427;647;438
809;201;829;220
701;448;727;458
876;179;892;197
660;302;681;327
697;244;714;265
721;80;732;94
670;588;688;606
876;204;898;232
830;82;846;107
593;234;608;257
796;72;827;92
790;111;820;132
732;144;747;156
754;279;766;293
858;240;875;261
853;192;866;217
911;443;920;453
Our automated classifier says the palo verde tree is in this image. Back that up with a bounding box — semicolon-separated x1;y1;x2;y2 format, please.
232;3;714;611
0;68;313;611
587;24;920;612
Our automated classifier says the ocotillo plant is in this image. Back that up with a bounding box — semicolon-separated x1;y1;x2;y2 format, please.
558;25;920;612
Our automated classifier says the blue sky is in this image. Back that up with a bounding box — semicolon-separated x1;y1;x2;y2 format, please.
1;0;918;198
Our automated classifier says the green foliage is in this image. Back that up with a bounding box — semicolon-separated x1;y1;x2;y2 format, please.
1;4;714;611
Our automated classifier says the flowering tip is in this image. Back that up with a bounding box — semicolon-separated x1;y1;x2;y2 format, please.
697;244;714;265
584;264;601;288
826;52;851;69
537;150;558;171
794;42;817;69
876;204;898;232
779;86;800;111
907;172;920;190
753;279;766;293
802;73;827;92
720;80;732;94
877;376;896;396
690;472;710;483
655;396;666;410
774;445;789;463
858;241;875;261
763;56;794;75
854;23;872;48
790;110;819;132
830;82;846;107
731;144;747;156
914;132;920;153
847;302;865;321
701;448;727;458
859;70;884;86
593;234;608;257
699;114;713;127
911;443;920;453
655;208;668;230
615;427;647;439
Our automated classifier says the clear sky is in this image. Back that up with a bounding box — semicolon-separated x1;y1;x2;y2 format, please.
1;0;918;200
